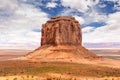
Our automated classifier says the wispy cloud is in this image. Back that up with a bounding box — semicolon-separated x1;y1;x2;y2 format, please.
0;0;49;49
82;12;120;43
46;2;57;8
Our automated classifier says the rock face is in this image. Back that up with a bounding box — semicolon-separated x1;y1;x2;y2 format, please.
41;16;82;46
26;16;99;63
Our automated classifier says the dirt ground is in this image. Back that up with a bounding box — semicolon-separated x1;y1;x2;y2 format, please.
0;49;120;80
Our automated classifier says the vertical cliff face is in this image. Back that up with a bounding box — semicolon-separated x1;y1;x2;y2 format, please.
26;16;99;63
41;16;82;46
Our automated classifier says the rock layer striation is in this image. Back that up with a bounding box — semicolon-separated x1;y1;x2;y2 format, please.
41;16;82;46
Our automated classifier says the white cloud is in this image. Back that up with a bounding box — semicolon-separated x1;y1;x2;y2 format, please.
46;2;57;8
82;12;120;43
60;0;108;24
73;16;85;24
61;0;99;13
0;0;49;49
98;3;106;8
82;27;95;33
61;0;88;13
86;10;108;23
0;0;18;10
59;8;75;16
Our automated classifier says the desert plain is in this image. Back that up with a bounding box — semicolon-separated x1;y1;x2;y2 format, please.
0;48;120;80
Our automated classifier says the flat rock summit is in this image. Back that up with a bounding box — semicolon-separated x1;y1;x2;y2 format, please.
25;16;100;63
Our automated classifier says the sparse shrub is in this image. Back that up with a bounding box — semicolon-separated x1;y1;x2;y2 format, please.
112;78;114;80
14;73;17;75
31;75;34;78
73;78;77;80
21;76;24;79
13;77;17;80
27;75;29;78
47;78;52;80
20;71;24;74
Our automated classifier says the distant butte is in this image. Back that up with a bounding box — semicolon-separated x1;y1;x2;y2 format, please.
25;16;100;63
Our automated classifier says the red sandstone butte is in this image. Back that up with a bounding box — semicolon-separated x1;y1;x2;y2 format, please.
41;16;82;46
26;16;99;63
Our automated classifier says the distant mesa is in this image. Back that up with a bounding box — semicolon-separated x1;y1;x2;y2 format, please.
25;16;100;63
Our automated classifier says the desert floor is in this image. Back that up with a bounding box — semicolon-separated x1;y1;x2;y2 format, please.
0;49;31;61
0;48;120;61
0;49;120;80
91;48;120;60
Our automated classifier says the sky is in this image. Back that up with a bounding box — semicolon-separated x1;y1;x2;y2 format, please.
0;0;120;49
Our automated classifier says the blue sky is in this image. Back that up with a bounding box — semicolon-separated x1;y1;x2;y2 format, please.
0;0;120;49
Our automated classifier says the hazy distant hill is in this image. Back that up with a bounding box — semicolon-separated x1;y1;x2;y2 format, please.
84;42;120;48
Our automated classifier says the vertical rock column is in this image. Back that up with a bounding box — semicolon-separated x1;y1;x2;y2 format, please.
41;16;82;46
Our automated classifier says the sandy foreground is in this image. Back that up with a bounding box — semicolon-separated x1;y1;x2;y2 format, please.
0;74;120;80
0;60;120;80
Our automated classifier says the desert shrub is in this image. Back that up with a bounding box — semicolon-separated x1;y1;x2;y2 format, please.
47;78;52;80
31;75;34;78
27;75;29;78
21;76;24;79
13;77;17;80
74;78;76;80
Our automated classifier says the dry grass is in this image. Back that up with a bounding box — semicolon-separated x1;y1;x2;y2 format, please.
0;49;120;79
0;60;120;78
0;75;120;80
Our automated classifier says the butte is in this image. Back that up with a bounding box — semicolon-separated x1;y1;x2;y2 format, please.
25;16;100;63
